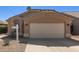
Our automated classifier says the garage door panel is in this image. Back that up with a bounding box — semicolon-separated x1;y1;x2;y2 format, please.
30;23;64;38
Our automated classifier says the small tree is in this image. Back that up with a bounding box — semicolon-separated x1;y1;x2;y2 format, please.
27;6;31;11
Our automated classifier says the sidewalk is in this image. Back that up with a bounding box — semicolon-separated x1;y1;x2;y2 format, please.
25;44;79;52
25;44;51;52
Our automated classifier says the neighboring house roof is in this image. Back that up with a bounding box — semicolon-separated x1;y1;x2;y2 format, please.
64;12;79;18
7;9;79;21
0;20;8;25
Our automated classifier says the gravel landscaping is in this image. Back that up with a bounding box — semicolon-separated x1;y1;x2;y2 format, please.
0;34;27;52
0;40;26;52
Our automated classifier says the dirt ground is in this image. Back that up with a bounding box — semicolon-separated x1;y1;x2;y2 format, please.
0;34;27;52
0;41;26;52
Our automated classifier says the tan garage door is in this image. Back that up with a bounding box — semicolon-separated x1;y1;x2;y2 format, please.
30;23;64;38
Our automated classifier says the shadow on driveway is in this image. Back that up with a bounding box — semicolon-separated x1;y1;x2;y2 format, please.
25;38;79;47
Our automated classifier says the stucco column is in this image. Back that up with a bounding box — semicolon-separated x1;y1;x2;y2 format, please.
7;19;14;35
65;21;72;38
23;20;30;38
19;18;23;36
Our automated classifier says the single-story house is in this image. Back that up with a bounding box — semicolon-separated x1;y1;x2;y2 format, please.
0;20;8;27
7;7;77;39
0;20;8;33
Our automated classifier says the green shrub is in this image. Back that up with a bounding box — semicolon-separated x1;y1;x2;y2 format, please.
0;27;7;33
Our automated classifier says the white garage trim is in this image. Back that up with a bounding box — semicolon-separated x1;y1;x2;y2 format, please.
30;23;65;38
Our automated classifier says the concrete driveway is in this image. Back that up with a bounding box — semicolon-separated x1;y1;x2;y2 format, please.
25;38;79;52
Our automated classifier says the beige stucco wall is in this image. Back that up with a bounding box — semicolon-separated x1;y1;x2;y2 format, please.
7;16;24;36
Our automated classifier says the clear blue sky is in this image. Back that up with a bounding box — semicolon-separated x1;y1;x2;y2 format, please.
0;6;79;20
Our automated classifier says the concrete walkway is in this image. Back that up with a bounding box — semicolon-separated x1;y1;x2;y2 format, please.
71;36;79;41
0;34;7;42
25;44;51;52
